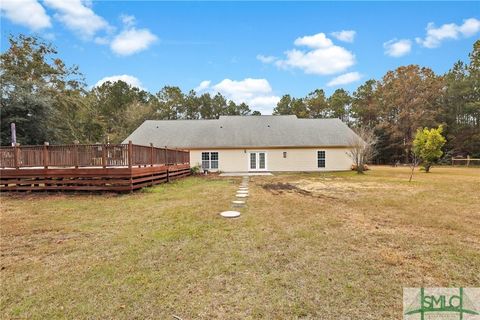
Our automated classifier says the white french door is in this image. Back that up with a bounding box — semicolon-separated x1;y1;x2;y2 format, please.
248;152;267;171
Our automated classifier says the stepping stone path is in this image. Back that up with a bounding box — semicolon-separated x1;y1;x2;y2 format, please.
220;211;241;218
220;176;250;218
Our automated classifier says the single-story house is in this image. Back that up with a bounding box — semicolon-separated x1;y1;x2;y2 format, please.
123;115;360;172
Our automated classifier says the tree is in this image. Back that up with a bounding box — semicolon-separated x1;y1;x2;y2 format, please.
328;89;351;122
89;80;152;143
290;98;308;118
442;40;480;158
155;86;185;120
251;111;262;116
346;127;377;174
273;95;308;118
236;102;252;116
305;89;329;118
375;65;444;162
273;95;293;115
351;79;379;128
211;93;228;118
0;35;85;145
184;90;200;119
412;126;446;173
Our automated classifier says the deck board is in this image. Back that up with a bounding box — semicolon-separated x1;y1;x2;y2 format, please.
0;164;190;193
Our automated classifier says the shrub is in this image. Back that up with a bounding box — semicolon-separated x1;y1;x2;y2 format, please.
190;165;201;175
413;126;446;173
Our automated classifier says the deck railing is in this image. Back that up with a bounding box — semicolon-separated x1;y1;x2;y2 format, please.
0;141;189;169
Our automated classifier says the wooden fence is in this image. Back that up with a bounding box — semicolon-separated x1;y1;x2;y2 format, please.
451;156;480;166
0;141;189;169
0;142;191;192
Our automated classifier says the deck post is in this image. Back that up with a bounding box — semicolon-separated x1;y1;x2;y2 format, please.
467;155;470;167
150;143;154;167
13;143;19;169
175;148;178;165
74;141;79;168
128;141;133;169
164;146;168;165
43;142;49;169
102;144;107;168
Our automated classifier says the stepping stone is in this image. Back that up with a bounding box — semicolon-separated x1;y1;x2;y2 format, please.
220;211;241;218
238;188;248;191
236;193;248;198
232;200;245;205
237;190;248;194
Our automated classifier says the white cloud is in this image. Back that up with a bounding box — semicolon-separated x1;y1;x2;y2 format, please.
194;80;211;92
459;18;480;36
383;39;412;57
263;33;355;75
330;30;356;43
294;33;333;48
110;28;157;56
44;0;110;39
94;75;144;89
416;18;480;48
327;72;362;87
247;96;281;112
195;78;280;114
0;0;51;30
256;54;277;63
120;14;135;27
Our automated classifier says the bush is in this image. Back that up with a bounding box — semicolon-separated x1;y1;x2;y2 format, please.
190;165;201;175
351;164;369;171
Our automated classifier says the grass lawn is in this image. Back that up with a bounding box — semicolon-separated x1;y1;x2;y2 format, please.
1;166;479;319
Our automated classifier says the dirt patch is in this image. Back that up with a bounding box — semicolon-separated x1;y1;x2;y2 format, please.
262;182;335;199
293;179;402;198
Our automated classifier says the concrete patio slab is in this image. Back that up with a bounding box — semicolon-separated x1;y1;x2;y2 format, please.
220;172;273;176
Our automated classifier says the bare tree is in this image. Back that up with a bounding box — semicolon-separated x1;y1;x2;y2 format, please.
346;127;378;174
408;150;420;182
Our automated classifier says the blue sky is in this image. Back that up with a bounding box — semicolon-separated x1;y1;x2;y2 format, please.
1;1;479;114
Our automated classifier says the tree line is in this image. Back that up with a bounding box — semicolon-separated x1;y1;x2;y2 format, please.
1;35;479;163
0;35;259;146
273;41;479;163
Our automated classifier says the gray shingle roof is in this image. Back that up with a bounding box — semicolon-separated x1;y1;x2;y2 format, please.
123;115;359;148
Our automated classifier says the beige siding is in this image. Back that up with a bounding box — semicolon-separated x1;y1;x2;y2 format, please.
190;148;353;172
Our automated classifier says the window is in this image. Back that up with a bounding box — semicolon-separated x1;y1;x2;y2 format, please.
210;152;219;169
317;151;325;168
201;152;209;169
250;153;256;169
259;152;265;169
283;152;287;158
201;152;219;170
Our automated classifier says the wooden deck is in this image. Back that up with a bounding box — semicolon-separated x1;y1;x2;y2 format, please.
0;142;190;192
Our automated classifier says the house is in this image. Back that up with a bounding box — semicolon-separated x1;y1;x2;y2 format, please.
123;115;360;172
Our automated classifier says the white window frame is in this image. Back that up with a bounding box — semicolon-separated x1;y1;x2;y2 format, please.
247;151;268;171
317;150;326;168
201;151;219;170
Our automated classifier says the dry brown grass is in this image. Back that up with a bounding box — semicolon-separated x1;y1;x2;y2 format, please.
1;166;479;319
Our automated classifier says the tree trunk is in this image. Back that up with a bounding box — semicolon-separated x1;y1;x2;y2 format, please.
425;164;431;173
